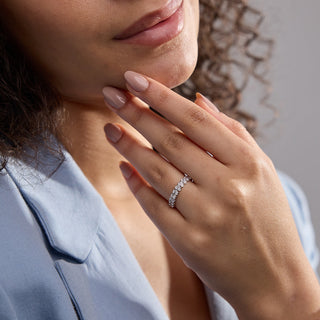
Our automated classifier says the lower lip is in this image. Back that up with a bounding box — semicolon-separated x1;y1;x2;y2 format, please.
115;1;184;46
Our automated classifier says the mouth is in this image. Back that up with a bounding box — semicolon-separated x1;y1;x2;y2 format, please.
114;0;184;46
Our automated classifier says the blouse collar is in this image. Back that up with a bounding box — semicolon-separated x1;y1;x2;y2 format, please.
6;148;105;263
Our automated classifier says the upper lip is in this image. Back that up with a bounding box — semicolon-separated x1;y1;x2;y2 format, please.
114;0;183;40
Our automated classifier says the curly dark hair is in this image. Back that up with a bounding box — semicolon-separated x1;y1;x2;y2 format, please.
0;0;273;170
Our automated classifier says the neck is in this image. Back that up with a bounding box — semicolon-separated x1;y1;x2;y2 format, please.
58;99;136;204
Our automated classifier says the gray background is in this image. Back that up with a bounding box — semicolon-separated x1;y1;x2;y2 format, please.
247;0;320;272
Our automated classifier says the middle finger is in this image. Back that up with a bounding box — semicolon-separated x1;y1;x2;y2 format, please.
102;87;226;185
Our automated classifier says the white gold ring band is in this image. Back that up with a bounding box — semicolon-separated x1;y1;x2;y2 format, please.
168;174;193;209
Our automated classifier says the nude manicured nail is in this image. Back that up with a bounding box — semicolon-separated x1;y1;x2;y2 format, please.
124;71;149;92
102;87;127;109
105;123;123;143
198;93;219;113
119;162;133;179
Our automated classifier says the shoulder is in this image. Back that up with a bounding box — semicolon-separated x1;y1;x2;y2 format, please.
277;170;319;272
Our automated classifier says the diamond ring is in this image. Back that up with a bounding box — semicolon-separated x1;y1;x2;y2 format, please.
168;174;193;209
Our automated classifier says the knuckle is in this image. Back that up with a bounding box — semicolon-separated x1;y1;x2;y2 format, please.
238;144;253;159
126;104;144;127
230;119;247;135
238;147;261;173
263;154;275;169
186;107;209;126
144;163;166;186
184;228;209;257
158;131;185;152
224;180;248;209
190;230;210;249
156;89;171;106
251;158;267;174
244;149;257;165
246;152;273;177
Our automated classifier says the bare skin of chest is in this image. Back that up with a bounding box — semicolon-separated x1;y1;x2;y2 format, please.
108;200;212;320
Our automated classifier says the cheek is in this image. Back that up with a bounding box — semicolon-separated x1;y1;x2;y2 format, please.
5;0;199;103
1;1;118;93
57;0;199;101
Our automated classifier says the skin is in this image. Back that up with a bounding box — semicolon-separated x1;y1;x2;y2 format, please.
103;73;320;319
1;0;320;318
1;0;199;203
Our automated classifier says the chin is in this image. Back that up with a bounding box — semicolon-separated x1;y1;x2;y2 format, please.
157;55;198;89
141;44;198;89
141;22;198;88
128;11;199;90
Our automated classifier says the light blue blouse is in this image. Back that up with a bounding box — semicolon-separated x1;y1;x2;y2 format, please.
0;147;318;320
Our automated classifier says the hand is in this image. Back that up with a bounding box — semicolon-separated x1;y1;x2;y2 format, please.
102;71;320;319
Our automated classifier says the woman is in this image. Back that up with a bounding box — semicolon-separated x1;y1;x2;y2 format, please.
0;0;319;319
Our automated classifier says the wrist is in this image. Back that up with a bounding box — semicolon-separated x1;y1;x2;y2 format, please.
233;263;320;320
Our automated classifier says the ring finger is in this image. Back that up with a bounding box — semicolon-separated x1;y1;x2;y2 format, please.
105;122;201;218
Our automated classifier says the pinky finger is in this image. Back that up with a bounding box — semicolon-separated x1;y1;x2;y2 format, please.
195;93;257;146
119;161;188;243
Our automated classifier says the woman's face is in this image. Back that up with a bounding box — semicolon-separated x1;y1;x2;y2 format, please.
1;0;199;104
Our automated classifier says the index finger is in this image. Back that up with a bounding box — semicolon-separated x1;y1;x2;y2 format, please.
124;71;247;165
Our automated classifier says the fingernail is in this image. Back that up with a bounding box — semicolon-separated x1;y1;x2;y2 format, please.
105;123;123;143
102;87;127;109
124;71;149;92
120;162;133;179
197;93;219;113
